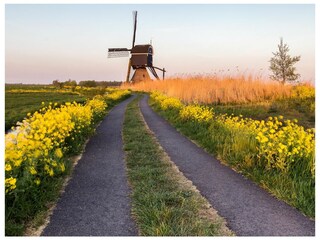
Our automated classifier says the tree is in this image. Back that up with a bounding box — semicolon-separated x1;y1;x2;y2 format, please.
79;80;97;87
52;79;64;89
64;79;77;87
269;38;301;84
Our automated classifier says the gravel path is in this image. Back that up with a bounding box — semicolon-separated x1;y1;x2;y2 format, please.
139;95;315;236
42;96;137;236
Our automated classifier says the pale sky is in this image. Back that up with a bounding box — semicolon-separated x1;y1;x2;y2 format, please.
5;3;315;83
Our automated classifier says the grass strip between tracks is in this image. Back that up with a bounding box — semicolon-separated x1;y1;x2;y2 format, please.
122;96;233;236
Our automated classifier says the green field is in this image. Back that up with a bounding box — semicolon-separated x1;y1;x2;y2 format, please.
5;90;86;131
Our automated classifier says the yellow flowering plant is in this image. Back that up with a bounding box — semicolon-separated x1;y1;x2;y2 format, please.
150;91;315;178
105;89;131;101
179;105;214;123
5;97;108;195
160;97;183;110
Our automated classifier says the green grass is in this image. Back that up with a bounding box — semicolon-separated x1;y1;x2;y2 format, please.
213;97;315;129
122;96;232;236
5;162;72;236
149;97;315;219
5;91;86;131
5;84;53;90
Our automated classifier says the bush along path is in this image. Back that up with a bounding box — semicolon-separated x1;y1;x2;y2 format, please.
139;95;315;236
41;95;137;236
122;96;233;236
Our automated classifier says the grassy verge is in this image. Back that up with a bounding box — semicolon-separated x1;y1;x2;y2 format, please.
122;96;233;236
149;94;314;219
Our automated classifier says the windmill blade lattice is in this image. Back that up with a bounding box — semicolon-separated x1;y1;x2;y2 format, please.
108;48;130;58
132;11;137;48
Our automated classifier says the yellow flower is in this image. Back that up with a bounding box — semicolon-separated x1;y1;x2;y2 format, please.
55;148;63;158
179;104;214;122
29;166;37;175
160;97;183;110
34;178;41;185
5;164;12;171
60;163;66;172
5;177;17;191
45;165;54;176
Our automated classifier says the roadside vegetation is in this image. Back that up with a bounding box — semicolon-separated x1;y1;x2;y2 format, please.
127;75;315;217
123;96;233;236
127;74;314;132
213;84;315;129
5;87;131;236
127;76;314;128
147;89;314;218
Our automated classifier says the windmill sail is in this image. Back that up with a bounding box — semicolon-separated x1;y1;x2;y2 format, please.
108;48;130;58
132;11;137;48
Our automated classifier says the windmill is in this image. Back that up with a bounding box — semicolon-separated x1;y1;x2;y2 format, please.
108;11;166;83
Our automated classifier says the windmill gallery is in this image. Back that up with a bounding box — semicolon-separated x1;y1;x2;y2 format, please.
108;11;166;84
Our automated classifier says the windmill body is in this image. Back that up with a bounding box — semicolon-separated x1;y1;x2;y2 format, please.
131;44;153;69
108;11;165;83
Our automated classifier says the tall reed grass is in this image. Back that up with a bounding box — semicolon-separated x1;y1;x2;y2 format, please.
124;75;293;104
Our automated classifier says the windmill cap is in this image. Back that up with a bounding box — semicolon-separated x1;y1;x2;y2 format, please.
131;44;153;54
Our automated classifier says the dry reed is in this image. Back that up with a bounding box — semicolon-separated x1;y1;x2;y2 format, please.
123;75;293;104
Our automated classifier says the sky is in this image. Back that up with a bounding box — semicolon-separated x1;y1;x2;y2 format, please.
5;3;315;84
